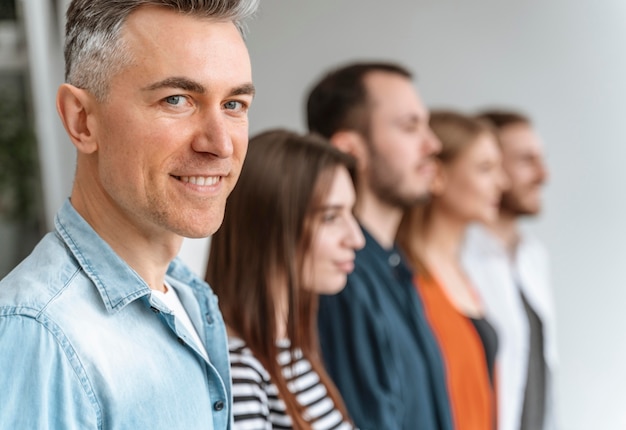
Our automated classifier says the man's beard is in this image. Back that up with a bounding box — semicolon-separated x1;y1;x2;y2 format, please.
499;188;541;217
365;143;430;209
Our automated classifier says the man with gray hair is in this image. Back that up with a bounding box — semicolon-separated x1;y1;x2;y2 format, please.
0;1;257;428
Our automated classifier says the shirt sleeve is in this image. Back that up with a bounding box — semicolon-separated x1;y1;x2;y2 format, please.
318;281;403;430
0;313;99;429
229;352;273;430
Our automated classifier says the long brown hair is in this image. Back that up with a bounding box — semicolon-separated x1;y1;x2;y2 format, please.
206;129;355;429
397;110;494;278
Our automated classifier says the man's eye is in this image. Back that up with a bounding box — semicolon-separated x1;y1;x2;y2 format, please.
478;162;493;172
399;122;418;133
224;100;244;111
164;95;185;106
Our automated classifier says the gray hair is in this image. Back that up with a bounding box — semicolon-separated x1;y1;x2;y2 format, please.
64;0;259;101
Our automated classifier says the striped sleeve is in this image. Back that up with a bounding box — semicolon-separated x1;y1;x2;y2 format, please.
229;337;356;430
278;348;355;430
229;342;273;430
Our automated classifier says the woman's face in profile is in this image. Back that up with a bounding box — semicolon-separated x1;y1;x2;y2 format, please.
301;166;365;295
436;133;508;224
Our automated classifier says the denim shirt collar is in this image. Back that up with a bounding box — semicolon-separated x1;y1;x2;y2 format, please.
55;199;197;314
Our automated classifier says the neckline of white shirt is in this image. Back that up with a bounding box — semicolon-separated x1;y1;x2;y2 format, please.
151;282;209;361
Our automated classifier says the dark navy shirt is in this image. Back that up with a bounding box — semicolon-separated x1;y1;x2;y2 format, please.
318;227;453;430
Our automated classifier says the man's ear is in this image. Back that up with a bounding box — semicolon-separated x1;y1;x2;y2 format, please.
56;84;98;154
329;130;368;167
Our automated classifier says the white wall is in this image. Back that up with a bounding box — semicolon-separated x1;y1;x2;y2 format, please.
242;1;626;429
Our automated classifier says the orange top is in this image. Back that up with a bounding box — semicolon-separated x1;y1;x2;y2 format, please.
416;274;496;430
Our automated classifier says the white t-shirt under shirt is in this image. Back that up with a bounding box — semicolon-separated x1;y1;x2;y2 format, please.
229;336;355;430
151;282;209;361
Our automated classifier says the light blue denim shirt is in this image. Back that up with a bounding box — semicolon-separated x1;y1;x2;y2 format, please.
0;200;232;429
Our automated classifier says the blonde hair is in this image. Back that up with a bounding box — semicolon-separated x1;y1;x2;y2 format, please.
397;110;495;277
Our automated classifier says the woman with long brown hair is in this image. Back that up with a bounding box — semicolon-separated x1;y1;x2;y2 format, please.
397;111;508;430
206;129;364;429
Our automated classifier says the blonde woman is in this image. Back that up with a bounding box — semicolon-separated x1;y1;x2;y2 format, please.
398;111;508;430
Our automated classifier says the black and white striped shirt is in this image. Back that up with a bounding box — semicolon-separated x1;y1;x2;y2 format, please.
229;337;355;430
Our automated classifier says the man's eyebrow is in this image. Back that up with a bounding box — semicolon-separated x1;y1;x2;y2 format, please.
229;83;256;98
142;78;256;99
395;114;425;125
142;77;206;93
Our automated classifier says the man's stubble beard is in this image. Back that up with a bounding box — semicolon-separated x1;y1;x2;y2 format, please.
365;141;431;210
499;188;542;217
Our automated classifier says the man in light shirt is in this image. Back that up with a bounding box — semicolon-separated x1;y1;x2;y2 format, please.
462;110;558;430
0;1;257;428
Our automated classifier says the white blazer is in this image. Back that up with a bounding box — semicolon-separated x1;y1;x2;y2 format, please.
462;223;558;430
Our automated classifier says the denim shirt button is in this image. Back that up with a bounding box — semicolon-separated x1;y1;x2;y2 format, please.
177;337;186;346
205;313;214;325
213;400;224;411
150;306;160;314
